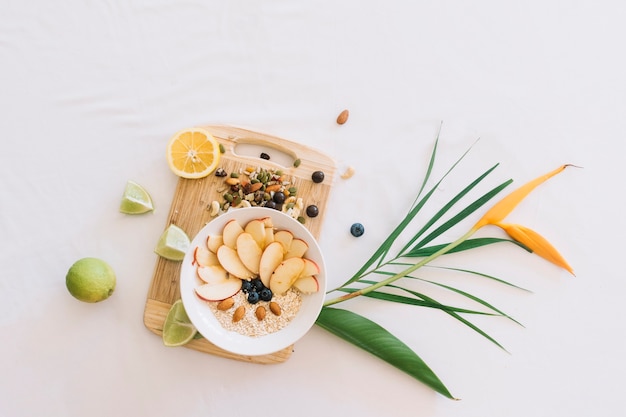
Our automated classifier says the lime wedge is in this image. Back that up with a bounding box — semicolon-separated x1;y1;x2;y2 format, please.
155;224;190;261
162;300;197;347
120;180;154;214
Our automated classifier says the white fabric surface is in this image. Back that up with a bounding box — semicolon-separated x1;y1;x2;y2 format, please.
1;1;623;416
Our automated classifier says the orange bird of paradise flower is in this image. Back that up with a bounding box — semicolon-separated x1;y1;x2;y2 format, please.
472;164;575;275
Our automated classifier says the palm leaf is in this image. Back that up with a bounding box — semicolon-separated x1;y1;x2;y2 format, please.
338;286;502;316
405;237;527;257
426;265;532;292
410;178;513;251
315;306;457;399
398;163;500;256
391;286;508;351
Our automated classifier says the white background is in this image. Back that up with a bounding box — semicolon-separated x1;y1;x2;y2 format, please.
1;1;623;416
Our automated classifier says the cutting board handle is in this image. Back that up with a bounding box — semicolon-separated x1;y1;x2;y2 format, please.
228;136;298;169
203;125;336;175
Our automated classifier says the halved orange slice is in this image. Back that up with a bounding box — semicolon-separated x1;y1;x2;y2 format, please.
166;127;221;179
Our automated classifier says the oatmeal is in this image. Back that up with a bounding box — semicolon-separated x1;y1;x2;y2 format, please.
207;288;302;337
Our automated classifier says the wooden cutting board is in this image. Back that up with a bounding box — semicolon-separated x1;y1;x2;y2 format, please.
143;125;336;364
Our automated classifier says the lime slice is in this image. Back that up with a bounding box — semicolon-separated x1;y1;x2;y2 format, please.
155;224;190;261
120;180;154;214
162;300;197;346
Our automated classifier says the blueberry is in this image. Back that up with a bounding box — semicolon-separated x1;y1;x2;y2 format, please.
273;191;286;204
259;288;273;301
260;152;270;160
241;280;253;293
264;200;277;209
306;205;319;218
311;170;325;183
247;291;260;304
252;278;264;291
350;222;365;237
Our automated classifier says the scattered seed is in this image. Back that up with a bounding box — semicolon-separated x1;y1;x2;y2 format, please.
219;143;225;154
293;158;301;168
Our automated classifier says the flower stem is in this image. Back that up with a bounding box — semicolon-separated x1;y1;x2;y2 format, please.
323;228;478;307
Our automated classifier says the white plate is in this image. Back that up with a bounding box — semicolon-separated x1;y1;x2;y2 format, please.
180;207;326;356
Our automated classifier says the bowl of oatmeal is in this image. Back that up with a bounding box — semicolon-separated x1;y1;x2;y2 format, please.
179;207;327;356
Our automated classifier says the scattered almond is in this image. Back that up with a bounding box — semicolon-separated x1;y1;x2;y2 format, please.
217;297;234;311
269;301;282;316
232;305;245;322
336;109;349;125
255;306;266;321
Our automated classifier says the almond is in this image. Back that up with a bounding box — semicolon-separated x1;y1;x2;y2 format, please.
225;177;240;186
217;297;234;311
232;305;245;322
269;301;282;316
336;109;349;125
247;182;263;193
265;184;281;193
255;306;266;321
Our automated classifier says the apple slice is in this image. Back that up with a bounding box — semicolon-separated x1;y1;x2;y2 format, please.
197;265;229;284
264;226;275;247
299;258;320;277
274;230;293;252
236;232;262;274
193;246;220;267
261;216;273;228
223;219;244;249
284;238;308;259
259;241;284;287
292;275;319;294
217;245;255;279
269;257;305;295
244;219;267;249
206;235;223;253
195;278;242;301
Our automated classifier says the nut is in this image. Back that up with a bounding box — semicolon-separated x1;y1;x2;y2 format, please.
336;109;349;125
340;166;355;179
269;301;282;316
232;305;245;322
265;184;281;193
255;306;266;321
225;177;240;186
217;297;234;311
247;182;263;193
208;200;221;216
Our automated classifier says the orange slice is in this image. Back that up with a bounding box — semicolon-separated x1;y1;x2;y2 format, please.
166;127;221;179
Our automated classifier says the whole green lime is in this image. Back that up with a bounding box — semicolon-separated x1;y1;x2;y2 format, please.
66;257;116;303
